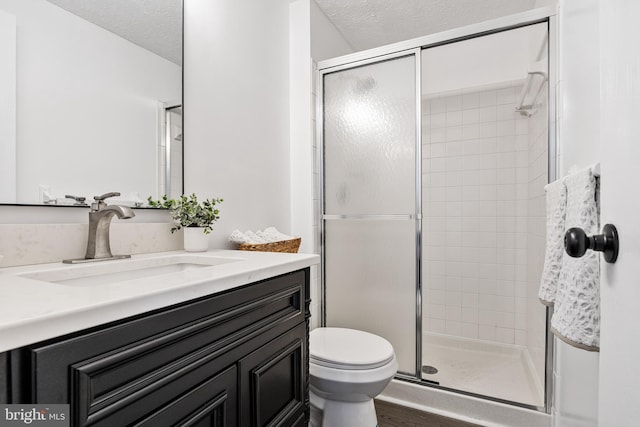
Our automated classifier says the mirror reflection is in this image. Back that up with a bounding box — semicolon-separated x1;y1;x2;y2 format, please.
0;0;182;206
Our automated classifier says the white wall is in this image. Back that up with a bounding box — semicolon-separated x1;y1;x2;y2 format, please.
310;0;354;61
0;0;181;204
290;0;313;255
183;0;291;249
553;0;600;426
0;10;16;202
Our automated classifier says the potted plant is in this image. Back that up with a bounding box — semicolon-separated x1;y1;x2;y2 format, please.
148;193;223;252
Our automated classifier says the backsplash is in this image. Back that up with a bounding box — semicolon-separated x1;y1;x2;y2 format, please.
0;223;182;267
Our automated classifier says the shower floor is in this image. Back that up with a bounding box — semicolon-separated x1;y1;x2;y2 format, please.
421;333;544;407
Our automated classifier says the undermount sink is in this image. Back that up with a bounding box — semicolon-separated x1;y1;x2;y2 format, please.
19;254;241;287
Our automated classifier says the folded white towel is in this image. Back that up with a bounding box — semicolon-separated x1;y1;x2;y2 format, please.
551;168;600;351
538;179;567;306
228;228;295;244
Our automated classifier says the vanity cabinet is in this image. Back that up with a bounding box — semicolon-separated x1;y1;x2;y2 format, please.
3;268;310;426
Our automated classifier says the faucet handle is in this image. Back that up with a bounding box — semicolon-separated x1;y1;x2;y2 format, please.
94;192;121;201
65;194;86;204
92;192;121;211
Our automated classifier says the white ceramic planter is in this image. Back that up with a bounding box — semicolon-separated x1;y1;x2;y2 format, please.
183;227;209;252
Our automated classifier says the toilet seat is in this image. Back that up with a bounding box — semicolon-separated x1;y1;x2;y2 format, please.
310;327;395;370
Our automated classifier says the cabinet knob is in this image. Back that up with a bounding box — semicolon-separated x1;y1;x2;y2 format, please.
564;224;619;264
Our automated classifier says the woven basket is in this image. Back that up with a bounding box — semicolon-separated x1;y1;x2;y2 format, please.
237;237;301;253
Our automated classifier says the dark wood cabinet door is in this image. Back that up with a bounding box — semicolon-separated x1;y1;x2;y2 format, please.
133;365;237;427
239;323;307;427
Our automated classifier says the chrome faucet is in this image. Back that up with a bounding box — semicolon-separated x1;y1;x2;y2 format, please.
63;192;135;264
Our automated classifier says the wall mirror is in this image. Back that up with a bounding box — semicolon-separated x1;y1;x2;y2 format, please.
0;0;183;207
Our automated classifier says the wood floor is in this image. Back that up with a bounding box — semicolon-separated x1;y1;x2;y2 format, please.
375;400;482;427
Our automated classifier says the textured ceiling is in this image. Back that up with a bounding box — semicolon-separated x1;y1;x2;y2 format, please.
45;0;182;65
314;0;538;51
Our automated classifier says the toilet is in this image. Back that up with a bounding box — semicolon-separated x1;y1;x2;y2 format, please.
309;327;398;427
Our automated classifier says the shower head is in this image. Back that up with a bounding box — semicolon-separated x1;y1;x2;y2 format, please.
354;76;376;93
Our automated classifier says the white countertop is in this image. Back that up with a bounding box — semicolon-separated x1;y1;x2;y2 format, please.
0;250;319;352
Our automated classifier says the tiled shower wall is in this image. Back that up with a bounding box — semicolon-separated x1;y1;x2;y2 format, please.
422;83;533;345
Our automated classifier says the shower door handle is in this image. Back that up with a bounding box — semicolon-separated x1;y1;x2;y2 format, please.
564;224;619;263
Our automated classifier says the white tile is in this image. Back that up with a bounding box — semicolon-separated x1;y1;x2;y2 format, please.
446;171;463;186
430;98;446;114
479;122;497;138
463;93;480;109
478;201;497;217
461;323;479;339
462;109;480;125
478;217;497;232
431;143;447;158
462;186;480;201
496;327;515;344
497;104;516;120
478;90;497;107
479;325;497;341
446;231;462;246
429;202;447;217
462;292;479;308
431;318;446;333
446;95;463;112
447;110;463;126
478;279;497;295
446;126;463;141
496;87;515;104
431;260;446;275
431;187;446;202
431;127;446;143
516;119;529;135
497;311;516;328
431;112;447;128
431;304;446;319
445;320;463;336
445;201;463;217
430;172;447;187
497;168;516;184
446;156;463;171
444;246;462;261
462;123;480;140
446;304;462;320
431;157;447;172
462;277;479;292
497;184;516;201
446;275;462;291
497;120;516;137
431;289;446;304
478;106;497;122
497;152;516;168
477;263;497;280
446;141;464;156
462;307;479;323
445;215;462;231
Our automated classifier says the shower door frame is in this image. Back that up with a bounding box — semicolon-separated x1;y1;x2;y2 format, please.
317;6;558;414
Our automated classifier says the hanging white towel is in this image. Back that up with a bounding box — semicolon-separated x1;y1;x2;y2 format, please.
551;168;600;351
538;179;568;306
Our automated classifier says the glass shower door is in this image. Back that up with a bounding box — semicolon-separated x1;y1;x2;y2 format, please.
322;53;419;375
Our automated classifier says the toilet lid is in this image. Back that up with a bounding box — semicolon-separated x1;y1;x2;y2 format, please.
310;327;395;370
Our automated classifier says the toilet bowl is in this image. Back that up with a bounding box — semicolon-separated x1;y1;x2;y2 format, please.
309;327;398;427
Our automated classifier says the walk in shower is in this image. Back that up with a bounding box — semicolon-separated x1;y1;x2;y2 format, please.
320;15;553;410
